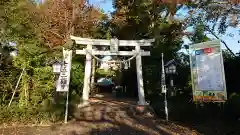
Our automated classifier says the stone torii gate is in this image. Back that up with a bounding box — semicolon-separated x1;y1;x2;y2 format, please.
71;36;154;106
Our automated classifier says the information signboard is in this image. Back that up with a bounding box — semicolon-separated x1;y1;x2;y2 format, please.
56;49;72;92
190;40;227;102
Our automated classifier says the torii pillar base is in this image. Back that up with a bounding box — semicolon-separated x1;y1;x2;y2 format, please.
77;100;90;108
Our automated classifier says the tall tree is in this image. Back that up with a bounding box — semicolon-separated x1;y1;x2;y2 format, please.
184;0;240;55
38;0;103;50
109;0;185;95
0;0;105;108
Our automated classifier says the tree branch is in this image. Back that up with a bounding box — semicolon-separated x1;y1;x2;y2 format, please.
45;30;64;39
205;26;236;57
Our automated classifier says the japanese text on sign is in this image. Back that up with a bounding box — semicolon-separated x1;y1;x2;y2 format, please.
56;49;72;92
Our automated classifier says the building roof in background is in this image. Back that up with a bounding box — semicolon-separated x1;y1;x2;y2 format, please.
102;56;112;61
165;59;176;67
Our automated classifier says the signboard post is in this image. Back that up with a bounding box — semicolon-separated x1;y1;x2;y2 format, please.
56;48;72;123
161;53;168;121
190;40;227;102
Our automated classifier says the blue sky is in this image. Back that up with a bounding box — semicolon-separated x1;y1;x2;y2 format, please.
90;0;240;53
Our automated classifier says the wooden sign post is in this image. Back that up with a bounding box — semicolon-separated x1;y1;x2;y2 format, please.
56;48;72;123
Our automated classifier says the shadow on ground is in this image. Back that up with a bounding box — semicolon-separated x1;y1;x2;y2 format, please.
0;94;197;135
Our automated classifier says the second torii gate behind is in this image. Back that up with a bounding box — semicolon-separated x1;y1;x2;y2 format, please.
71;36;154;105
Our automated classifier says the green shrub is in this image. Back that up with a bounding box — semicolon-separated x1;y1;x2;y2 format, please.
70;63;84;96
224;93;240;120
96;68;116;78
0;103;60;124
30;67;54;107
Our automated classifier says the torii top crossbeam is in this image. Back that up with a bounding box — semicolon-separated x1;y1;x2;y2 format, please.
70;36;154;46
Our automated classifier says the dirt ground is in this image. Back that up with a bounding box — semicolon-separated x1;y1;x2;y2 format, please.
0;94;234;135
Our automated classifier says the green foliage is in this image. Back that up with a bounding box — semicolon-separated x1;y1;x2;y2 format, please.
150;93;240;123
188;24;209;44
30;67;54;107
96;68;116;77
0;66;60;124
0;104;59;124
0;0;86;124
0;67;20;105
70;62;84;95
0;0;40;43
226;93;240;118
110;0;185;97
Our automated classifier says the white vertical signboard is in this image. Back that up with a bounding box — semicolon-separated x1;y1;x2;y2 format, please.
190;40;227;102
56;48;73;92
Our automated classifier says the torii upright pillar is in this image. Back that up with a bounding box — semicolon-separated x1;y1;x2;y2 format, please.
82;44;92;104
135;45;147;105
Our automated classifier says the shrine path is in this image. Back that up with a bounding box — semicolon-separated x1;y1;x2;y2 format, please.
0;94;201;135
